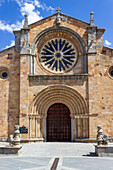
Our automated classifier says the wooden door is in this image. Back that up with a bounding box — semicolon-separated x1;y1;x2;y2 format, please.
47;103;71;142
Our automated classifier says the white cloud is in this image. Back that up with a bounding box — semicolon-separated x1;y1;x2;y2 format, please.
14;0;24;7
47;6;55;11
14;0;54;25
11;21;23;30
28;11;43;24
20;2;43;24
20;3;35;15
5;40;15;49
0;20;12;32
0;0;55;33
105;40;111;46
34;0;44;9
0;20;23;33
14;0;55;11
34;0;54;11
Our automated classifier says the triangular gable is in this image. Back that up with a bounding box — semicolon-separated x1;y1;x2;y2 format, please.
29;12;90;28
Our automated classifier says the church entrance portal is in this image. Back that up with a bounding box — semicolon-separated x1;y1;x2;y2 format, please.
47;103;71;142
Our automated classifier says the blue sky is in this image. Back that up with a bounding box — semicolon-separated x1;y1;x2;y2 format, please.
0;0;113;51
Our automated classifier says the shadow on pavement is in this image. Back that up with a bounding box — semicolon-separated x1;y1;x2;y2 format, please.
83;152;97;157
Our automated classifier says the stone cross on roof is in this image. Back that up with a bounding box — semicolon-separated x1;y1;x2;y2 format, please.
56;7;61;13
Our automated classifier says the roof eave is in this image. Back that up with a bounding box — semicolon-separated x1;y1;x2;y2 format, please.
0;46;15;54
103;46;113;50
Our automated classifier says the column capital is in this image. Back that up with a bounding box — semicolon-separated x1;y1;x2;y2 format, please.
43;114;47;118
70;114;75;118
40;113;47;118
29;116;32;119
29;115;34;119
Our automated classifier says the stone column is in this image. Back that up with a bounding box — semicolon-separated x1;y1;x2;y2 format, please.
40;117;43;138
32;55;35;74
75;117;78;138
35;116;37;138
38;116;42;138
29;55;35;75
71;116;74;142
29;55;32;75
86;116;89;138
81;117;83;138
29;116;31;138
44;115;47;141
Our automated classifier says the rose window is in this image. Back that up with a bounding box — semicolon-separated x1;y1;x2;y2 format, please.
40;38;77;73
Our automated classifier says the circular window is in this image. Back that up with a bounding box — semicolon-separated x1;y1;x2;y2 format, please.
0;68;9;80
40;38;77;73
109;66;113;78
2;72;8;79
110;70;113;76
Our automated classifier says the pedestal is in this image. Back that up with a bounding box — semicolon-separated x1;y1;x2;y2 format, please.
95;145;113;157
0;145;22;155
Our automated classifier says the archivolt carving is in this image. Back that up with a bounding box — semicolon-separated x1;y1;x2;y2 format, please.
29;85;88;116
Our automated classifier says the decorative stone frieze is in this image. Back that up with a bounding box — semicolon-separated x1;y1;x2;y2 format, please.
29;74;88;79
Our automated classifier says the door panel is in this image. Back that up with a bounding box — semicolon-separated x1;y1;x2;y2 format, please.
47;103;71;142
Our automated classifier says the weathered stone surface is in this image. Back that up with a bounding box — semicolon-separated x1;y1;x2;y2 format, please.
95;145;113;157
0;145;22;155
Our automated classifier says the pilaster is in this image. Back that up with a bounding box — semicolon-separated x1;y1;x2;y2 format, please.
18;14;30;136
19;53;29;130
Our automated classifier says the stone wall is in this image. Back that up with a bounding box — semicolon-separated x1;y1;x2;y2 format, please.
0;13;113;140
0;48;20;137
88;49;113;137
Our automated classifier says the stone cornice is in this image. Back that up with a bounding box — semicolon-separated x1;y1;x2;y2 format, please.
29;74;88;81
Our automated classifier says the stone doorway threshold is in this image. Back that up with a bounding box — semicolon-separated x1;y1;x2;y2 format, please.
21;137;44;143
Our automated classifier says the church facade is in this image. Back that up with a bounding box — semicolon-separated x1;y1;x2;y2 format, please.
0;10;113;142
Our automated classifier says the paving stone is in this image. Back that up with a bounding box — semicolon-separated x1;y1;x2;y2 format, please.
0;142;113;170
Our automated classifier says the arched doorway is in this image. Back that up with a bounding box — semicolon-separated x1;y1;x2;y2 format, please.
47;103;71;142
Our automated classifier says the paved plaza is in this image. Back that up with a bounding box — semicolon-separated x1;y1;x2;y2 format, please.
0;142;113;170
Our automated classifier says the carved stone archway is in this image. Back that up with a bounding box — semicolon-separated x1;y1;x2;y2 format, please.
29;85;88;141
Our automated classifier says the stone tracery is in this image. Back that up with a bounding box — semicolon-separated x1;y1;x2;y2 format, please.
40;38;77;73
